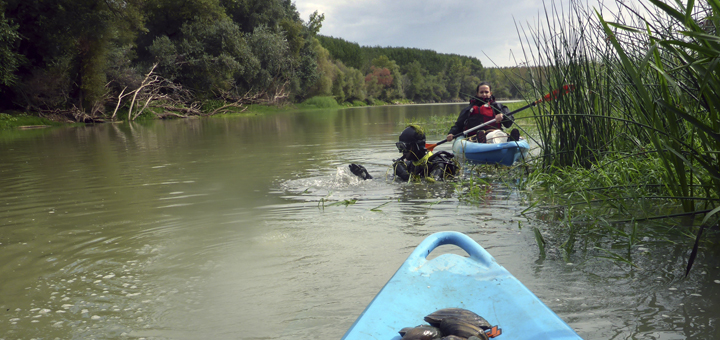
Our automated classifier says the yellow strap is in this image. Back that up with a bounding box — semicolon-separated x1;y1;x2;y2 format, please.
412;151;433;167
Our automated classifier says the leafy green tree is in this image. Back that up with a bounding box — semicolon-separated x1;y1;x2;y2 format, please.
331;68;346;103
306;37;334;97
246;25;294;91
460;74;481;99
279;18;305;58
371;55;403;100
335;60;365;102
221;0;299;33
4;0;146;112
150;18;254;97
404;60;427;101
426;73;449;102
284;11;323;100
367;57;394;100
137;0;226;62
446;57;466;100
0;8;22;88
306;11;324;35
316;35;364;70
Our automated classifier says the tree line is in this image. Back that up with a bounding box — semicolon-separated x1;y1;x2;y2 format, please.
0;0;527;122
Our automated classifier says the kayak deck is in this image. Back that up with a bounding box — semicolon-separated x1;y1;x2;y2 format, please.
341;232;583;340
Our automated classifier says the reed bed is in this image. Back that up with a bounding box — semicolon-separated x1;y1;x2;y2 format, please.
509;0;720;267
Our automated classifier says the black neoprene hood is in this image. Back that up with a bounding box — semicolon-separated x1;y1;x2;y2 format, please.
398;126;425;144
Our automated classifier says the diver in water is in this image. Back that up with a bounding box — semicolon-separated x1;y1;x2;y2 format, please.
349;125;458;182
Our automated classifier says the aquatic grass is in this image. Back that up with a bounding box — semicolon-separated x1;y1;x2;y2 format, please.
0;112;59;130
370;201;391;211
512;0;720;265
327;199;357;207
298;96;342;109
533;227;547;256
455;176;492;204
595;247;640;269
318;196;357;209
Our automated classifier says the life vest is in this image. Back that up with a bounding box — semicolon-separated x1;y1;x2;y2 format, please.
464;104;501;134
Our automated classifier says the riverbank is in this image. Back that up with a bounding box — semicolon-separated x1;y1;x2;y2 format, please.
1;95;485;131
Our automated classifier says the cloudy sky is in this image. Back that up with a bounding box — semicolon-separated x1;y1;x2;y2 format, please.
295;0;641;68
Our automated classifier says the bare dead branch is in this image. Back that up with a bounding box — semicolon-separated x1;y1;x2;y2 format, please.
111;86;127;120
157;111;188;119
132;95;155;121
127;64;159;121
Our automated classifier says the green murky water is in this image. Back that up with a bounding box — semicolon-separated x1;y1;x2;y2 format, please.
1;105;718;339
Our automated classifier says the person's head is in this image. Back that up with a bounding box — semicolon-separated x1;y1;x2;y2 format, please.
476;82;492;99
396;125;427;161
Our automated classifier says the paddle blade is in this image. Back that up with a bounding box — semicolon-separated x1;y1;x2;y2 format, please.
425;139;448;152
535;84;575;104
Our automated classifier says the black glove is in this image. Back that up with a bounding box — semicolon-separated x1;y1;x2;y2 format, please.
349;164;372;180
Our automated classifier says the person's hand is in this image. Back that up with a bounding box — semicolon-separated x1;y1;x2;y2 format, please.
349;164;372;180
495;113;504;123
446;134;454;141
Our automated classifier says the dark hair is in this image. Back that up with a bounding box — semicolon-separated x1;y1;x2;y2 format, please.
476;82;492;93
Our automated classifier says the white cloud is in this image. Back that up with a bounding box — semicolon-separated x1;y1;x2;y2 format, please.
296;0;646;68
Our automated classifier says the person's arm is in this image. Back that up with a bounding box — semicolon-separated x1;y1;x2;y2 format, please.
447;106;472;139
349;164;372;180
393;159;410;181
494;103;514;128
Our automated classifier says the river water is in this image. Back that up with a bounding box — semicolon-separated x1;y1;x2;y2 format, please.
1;104;718;340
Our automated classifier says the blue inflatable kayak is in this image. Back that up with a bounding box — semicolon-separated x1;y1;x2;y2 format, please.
341;232;583;340
452;138;530;166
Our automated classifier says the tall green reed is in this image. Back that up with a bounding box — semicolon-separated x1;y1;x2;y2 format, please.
517;0;719;224
507;0;720;267
599;0;720;219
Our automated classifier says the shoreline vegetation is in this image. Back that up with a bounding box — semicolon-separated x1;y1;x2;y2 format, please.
404;0;719;272
506;0;719;271
0;96;469;131
0;0;528;126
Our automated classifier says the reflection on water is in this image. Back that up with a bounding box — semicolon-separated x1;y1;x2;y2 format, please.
1;106;719;339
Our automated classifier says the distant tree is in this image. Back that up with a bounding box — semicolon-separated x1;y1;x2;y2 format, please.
460;74;481;99
366;67;393;87
427;73;449;102
306;37;334;97
371;55;403;100
404;60;427;101
364;66;393;100
446;57;466;100
333;60;365;102
316;35;364;70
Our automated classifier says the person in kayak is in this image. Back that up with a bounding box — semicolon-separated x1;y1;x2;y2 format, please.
350;125;458;182
446;82;520;143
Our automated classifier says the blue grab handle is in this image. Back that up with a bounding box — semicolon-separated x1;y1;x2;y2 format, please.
405;231;497;269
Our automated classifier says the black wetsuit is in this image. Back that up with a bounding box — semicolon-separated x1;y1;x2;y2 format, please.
392;151;458;182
